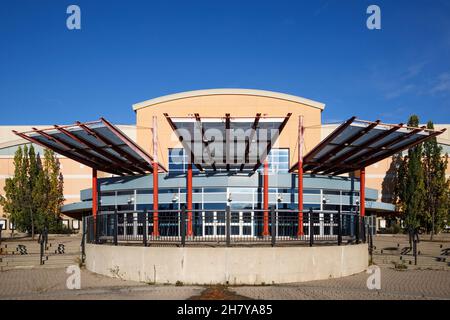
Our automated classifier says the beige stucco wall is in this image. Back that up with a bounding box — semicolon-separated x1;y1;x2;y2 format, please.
134;90;325;170
86;243;368;284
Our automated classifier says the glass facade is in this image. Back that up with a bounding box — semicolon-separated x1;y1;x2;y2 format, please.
168;148;289;174
257;148;289;173
168;148;200;174
99;185;364;238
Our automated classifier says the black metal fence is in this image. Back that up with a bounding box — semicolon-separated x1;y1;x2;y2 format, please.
84;208;369;247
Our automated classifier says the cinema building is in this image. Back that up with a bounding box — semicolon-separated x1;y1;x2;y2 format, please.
3;89;448;284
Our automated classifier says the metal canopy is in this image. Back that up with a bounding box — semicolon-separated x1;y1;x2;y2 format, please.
290;117;446;175
164;113;291;172
13;118;167;176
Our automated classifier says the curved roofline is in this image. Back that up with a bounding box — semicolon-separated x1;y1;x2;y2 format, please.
0;139;29;150
132;88;325;111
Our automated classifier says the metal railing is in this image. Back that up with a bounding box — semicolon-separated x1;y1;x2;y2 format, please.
85;208;368;247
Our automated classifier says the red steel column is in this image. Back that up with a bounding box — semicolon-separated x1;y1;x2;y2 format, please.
263;160;269;236
187;162;193;236
92;168;98;239
297;116;304;236
152;116;159;236
360;168;365;217
153;162;159;236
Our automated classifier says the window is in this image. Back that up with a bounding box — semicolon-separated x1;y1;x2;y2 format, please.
169;148;290;173
0;219;6;230
101;191;115;197
62;219;69;229
342;191;360;196
323;190;340;196
203;188;227;193
258;148;289;173
303;189;321;194
323;204;340;211
100;205;116;212
168;148;200;174
304;203;321;211
117;190;133;196
72;220;80;230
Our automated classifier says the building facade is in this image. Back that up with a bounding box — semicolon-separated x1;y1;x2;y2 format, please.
1;89;449;234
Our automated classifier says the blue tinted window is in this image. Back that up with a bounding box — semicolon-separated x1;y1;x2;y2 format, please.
168;148;200;174
257;148;289;173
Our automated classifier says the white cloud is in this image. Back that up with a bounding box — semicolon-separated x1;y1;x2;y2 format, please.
430;73;450;95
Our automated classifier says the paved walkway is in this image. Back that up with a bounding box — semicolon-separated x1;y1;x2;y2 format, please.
0;266;448;300
372;234;450;270
1;234;449;300
231;268;450;300
0;268;203;300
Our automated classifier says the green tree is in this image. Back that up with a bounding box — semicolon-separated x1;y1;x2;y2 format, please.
44;148;65;218
27;144;40;238
0;145;65;237
396;115;426;230
1;146;24;232
0;146;31;236
423;121;449;239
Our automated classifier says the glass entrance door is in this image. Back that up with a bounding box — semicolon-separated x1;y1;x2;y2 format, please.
228;188;255;237
229;204;254;237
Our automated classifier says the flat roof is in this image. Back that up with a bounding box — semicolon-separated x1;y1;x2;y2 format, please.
133;88;326;111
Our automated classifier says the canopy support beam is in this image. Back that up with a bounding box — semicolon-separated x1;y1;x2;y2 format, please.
152;116;159;237
263;160;269;237
298;116;304;236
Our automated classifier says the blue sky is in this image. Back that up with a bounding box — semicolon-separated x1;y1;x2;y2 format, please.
0;0;449;125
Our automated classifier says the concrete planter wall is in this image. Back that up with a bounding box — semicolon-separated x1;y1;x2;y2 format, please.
86;244;368;285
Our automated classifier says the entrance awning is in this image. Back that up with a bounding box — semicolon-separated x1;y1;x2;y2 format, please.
290;117;446;175
164;113;291;172
13;118;167;176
